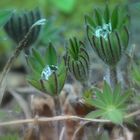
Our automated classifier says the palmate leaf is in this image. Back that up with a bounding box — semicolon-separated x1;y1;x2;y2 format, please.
86;108;124;124
28;43;67;96
86;4;129;67
104;108;123;124
84;81;130;124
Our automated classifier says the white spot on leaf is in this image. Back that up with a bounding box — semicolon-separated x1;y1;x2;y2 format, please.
94;23;112;40
41;65;58;80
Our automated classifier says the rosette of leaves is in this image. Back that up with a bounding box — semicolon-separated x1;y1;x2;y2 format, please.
84;81;130;124
85;5;129;66
4;8;42;54
28;43;67;96
66;37;90;81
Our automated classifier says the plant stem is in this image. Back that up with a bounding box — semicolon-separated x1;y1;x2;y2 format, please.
54;96;62;116
0;27;34;104
0;109;140;127
54;96;62;138
109;66;118;89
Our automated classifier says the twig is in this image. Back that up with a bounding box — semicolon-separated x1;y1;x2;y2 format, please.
0;109;140;127
0;115;110;127
125;110;140;119
54;96;63;137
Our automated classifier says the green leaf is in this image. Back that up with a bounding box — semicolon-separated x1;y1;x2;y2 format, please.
104;109;123;124
91;99;106;110
103;81;113;104
86;110;105;119
94;9;102;26
104;4;110;23
57;60;67;92
28;56;43;74
0;9;13;28
45;43;57;65
44;72;58;95
69;38;79;60
85;15;96;29
111;6;119;30
116;90;130;108
32;48;45;68
28;79;42;91
119;27;129;50
113;83;121;104
51;0;76;13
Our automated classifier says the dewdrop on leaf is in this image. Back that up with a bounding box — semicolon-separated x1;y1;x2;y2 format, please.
94;23;112;40
41;65;58;80
41;65;52;80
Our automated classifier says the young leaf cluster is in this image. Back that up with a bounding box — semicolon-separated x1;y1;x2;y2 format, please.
66;37;90;81
28;43;67;96
84;81;130;124
85;5;129;66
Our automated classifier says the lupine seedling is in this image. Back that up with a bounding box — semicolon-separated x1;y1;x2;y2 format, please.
1;3;140;140
0;8;46;104
85;5;129;89
66;37;90;83
28;43;67;97
84;81;130;124
4;8;42;54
